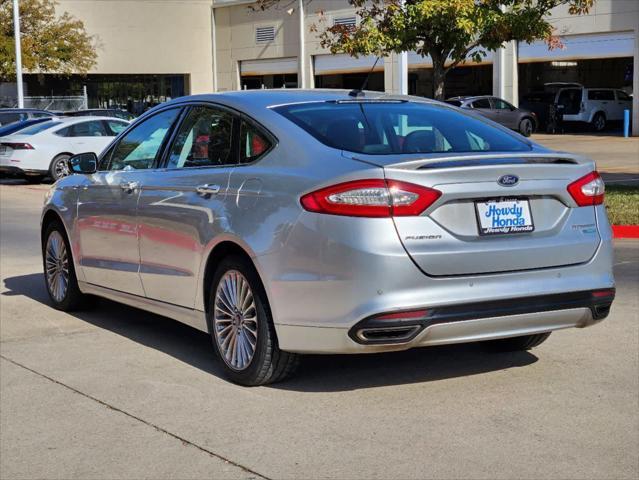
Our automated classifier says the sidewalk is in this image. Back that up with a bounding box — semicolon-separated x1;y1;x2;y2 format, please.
532;133;639;185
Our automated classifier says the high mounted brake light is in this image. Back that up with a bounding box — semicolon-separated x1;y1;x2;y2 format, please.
300;179;441;217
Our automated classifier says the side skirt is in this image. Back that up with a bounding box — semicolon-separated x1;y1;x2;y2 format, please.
78;281;208;333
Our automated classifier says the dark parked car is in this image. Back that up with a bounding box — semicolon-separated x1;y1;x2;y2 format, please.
445;96;537;137
0;117;55;137
0;108;56;126
63;109;135;121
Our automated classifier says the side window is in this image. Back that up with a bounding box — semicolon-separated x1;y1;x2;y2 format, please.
54;126;72;137
616;90;631;101
104;120;128;136
588;90;614;101
493;99;513;110
472;99;491;109
167;106;235;169
239;121;272;163
105;108;180;171
71;121;108;137
32;112;52;119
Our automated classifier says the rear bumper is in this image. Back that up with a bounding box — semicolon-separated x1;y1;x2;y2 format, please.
277;300;608;355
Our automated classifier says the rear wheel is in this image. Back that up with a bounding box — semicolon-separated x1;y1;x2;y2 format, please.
482;332;551;352
42;221;87;311
519;117;534;137
592;112;606;132
208;255;299;386
49;154;71;181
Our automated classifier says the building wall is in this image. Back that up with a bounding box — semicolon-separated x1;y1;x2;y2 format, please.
57;0;215;94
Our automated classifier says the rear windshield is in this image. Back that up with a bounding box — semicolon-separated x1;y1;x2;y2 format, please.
273;101;530;155
17;121;62;135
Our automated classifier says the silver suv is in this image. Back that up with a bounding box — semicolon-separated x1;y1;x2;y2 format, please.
555;86;632;131
41;91;616;385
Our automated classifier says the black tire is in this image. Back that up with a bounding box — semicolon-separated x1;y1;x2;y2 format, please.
483;332;551;352
207;255;299;386
592;112;606;132
519;117;534;137
49;154;71;181
42;220;88;311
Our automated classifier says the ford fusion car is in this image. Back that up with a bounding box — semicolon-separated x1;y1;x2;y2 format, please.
40;90;615;386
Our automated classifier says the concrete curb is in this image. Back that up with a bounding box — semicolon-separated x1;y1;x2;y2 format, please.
612;225;639;238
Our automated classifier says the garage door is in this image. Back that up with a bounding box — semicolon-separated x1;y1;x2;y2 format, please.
314;54;381;75
240;57;298;76
407;50;494;68
519;31;635;62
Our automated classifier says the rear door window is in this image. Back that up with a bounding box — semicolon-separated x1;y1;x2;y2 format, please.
588;90;615;101
70;120;108;137
166;106;235;169
274;101;531;155
471;99;491;109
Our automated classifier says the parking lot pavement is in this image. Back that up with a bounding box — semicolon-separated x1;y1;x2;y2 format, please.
1;182;638;480
532;134;639;184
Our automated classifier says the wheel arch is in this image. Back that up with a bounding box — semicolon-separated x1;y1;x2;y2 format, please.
201;240;268;318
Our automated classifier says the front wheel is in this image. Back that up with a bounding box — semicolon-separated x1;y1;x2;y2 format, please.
43;221;88;311
208;255;299;386
519;118;534;137
482;332;551;352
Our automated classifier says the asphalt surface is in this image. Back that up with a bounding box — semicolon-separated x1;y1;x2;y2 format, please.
1;181;638;480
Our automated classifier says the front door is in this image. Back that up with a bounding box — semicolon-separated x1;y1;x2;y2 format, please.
491;98;518;129
137;105;237;308
77;107;182;295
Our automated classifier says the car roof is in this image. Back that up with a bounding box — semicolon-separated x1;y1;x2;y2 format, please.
48;115;129;124
165;89;443;111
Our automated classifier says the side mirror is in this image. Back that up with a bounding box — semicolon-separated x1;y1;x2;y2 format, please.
69;152;98;174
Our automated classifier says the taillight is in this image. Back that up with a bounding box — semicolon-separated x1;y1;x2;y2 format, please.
1;142;33;150
567;171;605;206
300;179;441;217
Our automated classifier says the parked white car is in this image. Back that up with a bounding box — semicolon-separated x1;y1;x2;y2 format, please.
556;87;632;131
0;116;129;182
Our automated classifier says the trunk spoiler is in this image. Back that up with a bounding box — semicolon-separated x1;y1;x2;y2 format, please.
355;152;594;171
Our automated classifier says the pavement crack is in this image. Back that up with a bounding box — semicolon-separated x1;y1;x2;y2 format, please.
0;354;270;480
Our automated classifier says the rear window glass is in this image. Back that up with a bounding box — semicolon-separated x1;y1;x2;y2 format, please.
588;90;615;101
17;121;62;135
273;101;530;155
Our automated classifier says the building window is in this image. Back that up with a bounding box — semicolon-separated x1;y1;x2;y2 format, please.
333;16;356;28
256;26;276;43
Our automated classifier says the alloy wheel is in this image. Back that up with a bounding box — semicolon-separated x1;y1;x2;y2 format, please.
53;158;70;180
45;230;69;303
213;270;258;371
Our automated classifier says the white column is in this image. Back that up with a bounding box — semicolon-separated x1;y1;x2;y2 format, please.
211;7;218;92
298;0;307;89
633;28;638;136
13;0;24;108
493;41;519;106
397;52;408;95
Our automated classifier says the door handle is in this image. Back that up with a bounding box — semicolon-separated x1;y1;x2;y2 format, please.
120;181;139;194
196;184;221;197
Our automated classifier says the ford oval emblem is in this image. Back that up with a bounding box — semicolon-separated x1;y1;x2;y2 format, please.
498;174;519;187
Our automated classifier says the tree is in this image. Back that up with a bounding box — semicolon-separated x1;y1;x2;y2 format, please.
0;0;97;80
256;0;594;99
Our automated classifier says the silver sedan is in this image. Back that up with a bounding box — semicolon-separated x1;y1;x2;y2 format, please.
41;90;615;385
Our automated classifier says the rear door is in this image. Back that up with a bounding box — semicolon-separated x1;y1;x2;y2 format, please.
587;89;616;120
470;98;497;122
491;98;518;129
137;104;237;308
68;120;112;155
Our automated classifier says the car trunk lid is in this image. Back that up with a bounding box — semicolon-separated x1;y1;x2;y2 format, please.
375;152;600;276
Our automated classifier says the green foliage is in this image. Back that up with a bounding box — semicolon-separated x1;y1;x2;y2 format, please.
257;0;594;98
0;0;97;79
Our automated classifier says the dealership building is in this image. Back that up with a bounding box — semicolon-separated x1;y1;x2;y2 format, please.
8;0;639;134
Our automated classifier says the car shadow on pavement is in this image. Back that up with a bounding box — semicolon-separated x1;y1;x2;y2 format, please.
3;273;538;392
